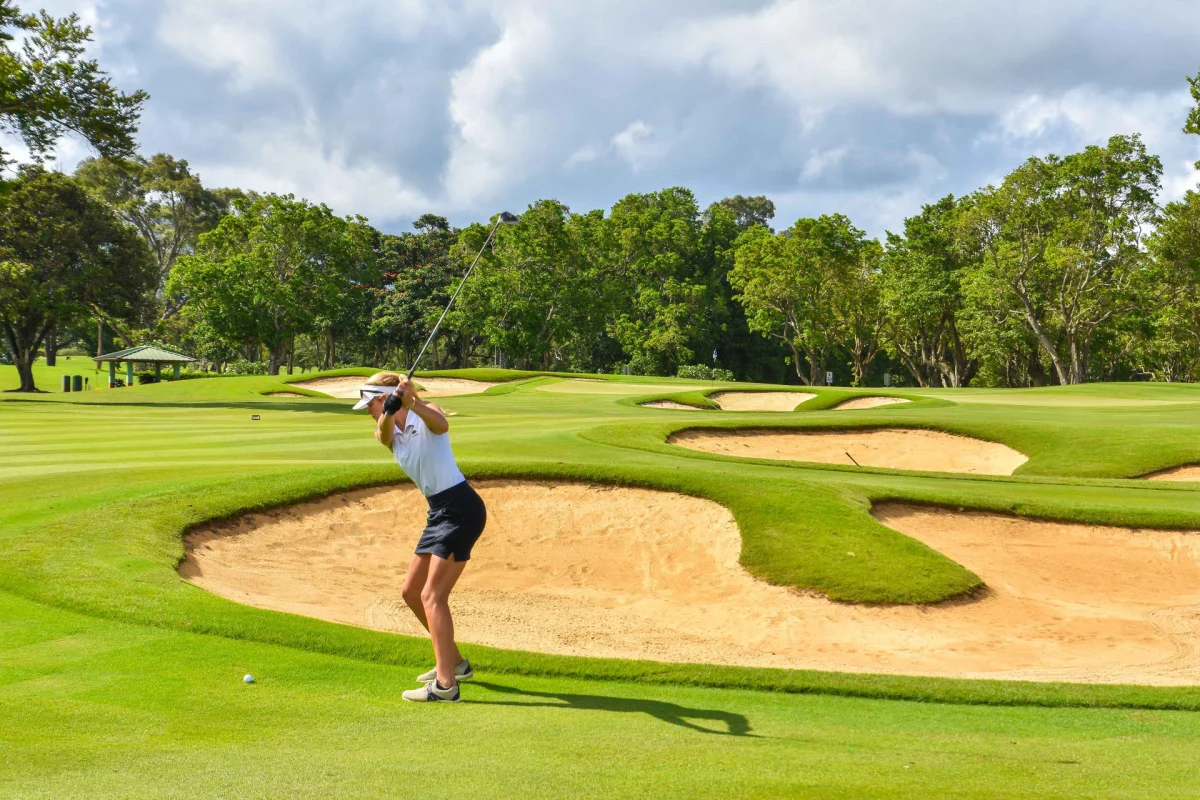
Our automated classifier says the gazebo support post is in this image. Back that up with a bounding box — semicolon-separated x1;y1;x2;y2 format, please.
108;362;116;388
173;364;180;379
126;361;134;387
154;363;161;383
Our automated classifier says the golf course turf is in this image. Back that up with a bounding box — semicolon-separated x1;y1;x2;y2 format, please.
5;361;1200;797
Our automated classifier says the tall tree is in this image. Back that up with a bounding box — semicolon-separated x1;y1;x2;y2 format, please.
879;196;977;387
605;188;711;375
716;194;776;232
74;154;230;322
835;236;885;386
453;201;606;371
962;135;1161;385
370;214;459;371
0;169;153;391
169;194;375;375
1138;190;1200;380
1186;68;1200;168
730;214;865;385
0;2;146;167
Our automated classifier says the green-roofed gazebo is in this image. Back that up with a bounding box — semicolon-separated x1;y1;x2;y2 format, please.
95;345;195;387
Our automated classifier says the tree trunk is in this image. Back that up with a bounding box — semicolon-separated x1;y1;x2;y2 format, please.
1026;342;1046;387
286;335;294;375
3;321;50;392
45;325;58;367
783;338;810;384
324;329;335;370
96;319;104;358
267;341;287;376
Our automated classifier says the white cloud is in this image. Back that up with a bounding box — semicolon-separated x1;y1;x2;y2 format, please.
563;144;601;169
800;147;848;181
156;1;291;91
611;120;667;173
26;0;1200;233
202;134;432;220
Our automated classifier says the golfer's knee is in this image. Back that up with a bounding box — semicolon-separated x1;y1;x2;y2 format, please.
421;586;447;611
401;580;422;608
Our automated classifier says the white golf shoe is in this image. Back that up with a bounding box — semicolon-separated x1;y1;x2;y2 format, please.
417;658;473;683
402;679;460;703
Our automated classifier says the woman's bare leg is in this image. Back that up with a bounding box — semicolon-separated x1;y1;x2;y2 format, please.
421;554;468;687
400;553;431;630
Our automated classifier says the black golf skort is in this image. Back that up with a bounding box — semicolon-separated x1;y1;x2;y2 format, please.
415;480;487;562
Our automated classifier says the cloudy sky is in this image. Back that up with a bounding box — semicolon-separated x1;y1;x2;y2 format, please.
28;0;1200;236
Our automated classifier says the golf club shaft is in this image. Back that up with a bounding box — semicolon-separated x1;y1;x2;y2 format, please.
406;216;503;382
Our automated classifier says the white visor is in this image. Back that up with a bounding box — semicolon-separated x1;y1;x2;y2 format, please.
352;384;393;411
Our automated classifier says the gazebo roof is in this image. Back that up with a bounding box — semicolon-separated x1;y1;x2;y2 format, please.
95;345;196;364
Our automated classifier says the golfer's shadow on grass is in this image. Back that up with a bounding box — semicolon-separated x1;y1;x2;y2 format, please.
473;681;753;737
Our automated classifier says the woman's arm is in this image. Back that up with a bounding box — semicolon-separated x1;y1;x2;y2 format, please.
400;380;449;434
375;402;400;448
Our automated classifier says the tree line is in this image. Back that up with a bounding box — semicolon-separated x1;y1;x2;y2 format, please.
2;2;1200;392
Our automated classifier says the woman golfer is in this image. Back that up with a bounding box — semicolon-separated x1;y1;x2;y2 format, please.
354;372;485;703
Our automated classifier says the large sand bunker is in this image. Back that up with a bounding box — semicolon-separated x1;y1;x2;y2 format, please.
181;482;1200;684
290;375;499;399
1144;466;1200;482
710;391;815;412
834;396;911;411
670;427;1027;475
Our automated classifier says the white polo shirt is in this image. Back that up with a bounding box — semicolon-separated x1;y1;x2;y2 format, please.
391;410;466;498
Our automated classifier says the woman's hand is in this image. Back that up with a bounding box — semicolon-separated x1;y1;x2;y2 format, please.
397;379;418;409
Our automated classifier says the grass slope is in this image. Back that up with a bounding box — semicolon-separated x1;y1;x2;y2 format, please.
6;360;1200;796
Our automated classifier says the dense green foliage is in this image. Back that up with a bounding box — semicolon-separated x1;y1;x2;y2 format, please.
168;194;377;374
0;169;153;390
0;0;145;168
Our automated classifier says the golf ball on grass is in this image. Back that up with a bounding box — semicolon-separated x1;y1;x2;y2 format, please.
243;674;255;684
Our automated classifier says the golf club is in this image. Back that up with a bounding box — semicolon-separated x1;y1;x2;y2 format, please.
406;211;520;382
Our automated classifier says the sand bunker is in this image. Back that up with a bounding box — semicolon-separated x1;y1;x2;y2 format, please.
290;375;499;399
1144;466;1200;482
181;482;1200;684
640;400;704;411
265;392;304;398
710;391;815;412
670;427;1027;475
834;396;911;411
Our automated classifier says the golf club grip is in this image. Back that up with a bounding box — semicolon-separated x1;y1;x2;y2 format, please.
406;217;502;381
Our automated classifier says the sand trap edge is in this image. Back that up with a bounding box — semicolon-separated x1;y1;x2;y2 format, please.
1143;465;1200;482
833;396;912;411
667;426;1029;476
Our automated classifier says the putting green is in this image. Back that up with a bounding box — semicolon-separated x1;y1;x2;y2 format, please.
8;360;1200;797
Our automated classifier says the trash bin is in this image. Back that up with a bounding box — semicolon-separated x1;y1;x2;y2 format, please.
62;375;71;392
72;375;83;392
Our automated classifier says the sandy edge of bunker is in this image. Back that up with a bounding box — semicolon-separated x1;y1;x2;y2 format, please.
290;375;500;399
1144;465;1200;482
669;427;1028;476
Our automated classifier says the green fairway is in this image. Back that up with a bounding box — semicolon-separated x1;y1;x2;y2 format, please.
5;359;1200;797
